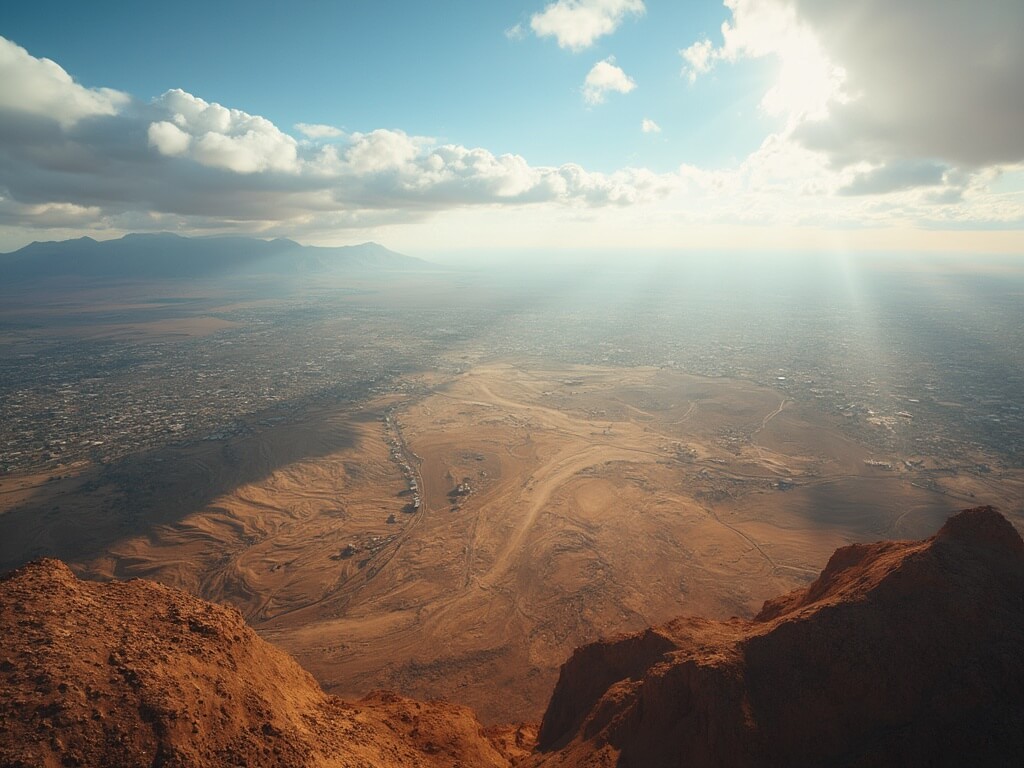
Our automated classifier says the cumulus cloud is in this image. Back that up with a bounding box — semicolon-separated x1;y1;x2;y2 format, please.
672;130;1016;232
680;0;844;123
0;195;106;229
679;132;837;200
680;39;714;83
641;118;661;134
530;0;645;51
0;36;129;129
582;57;636;105
151;90;300;174
342;129;424;175
147;121;191;156
320;132;674;208
0;37;677;241
294;122;343;139
1;29;1018;246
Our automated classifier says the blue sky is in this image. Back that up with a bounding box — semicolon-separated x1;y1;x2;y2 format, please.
1;0;1022;257
2;1;774;170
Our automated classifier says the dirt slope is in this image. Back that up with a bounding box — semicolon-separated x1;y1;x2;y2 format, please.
530;506;1024;768
3;506;1022;767
0;559;514;768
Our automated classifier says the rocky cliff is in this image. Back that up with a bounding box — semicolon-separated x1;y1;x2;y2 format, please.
530;506;1024;767
2;507;1022;767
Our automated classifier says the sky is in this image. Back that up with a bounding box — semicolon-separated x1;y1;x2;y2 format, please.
1;0;1023;260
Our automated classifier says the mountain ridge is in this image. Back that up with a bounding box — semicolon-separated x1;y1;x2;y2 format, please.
529;505;1024;767
1;506;1022;767
0;233;430;280
0;557;522;767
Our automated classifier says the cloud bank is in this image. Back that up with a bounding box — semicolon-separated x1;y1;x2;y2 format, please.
148;89;300;174
791;0;1024;168
0;37;129;129
682;0;1024;188
0;36;673;239
0;15;1019;250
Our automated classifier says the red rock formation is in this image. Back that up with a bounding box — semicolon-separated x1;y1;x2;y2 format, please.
0;558;514;767
3;507;1022;767
530;507;1024;767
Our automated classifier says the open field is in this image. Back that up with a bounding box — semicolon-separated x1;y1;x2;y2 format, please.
4;359;1020;723
0;281;249;343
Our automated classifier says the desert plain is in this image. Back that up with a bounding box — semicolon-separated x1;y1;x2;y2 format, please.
5;357;1019;723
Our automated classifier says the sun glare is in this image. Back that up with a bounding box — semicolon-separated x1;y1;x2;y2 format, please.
759;21;846;124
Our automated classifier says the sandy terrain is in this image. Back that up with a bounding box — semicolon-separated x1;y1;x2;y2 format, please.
2;361;1021;724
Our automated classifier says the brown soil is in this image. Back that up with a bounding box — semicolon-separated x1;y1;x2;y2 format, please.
3;362;1022;725
0;559;516;768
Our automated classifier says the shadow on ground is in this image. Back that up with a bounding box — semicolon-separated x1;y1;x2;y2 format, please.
0;385;370;575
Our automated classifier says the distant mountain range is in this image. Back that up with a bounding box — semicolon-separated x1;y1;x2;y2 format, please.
0;233;430;280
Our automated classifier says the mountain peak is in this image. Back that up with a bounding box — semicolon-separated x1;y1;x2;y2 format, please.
3;556;77;588
0;557;515;767
935;504;1024;554
531;507;1024;767
120;231;183;240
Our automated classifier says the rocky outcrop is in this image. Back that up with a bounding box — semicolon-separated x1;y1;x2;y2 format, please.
0;559;512;768
3;507;1022;767
531;507;1024;767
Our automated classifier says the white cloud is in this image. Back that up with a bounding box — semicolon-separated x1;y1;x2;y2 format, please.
147;121;191;156
150;89;300;174
1;30;1020;250
530;0;645;51
582;57;636;105
680;0;844;124
324;132;676;208
0;195;106;228
342;129;423;175
672;129;1022;234
0;39;677;242
679;132;838;201
505;23;526;41
641;118;661;134
680;39;714;83
0;36;129;129
295;123;343;139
